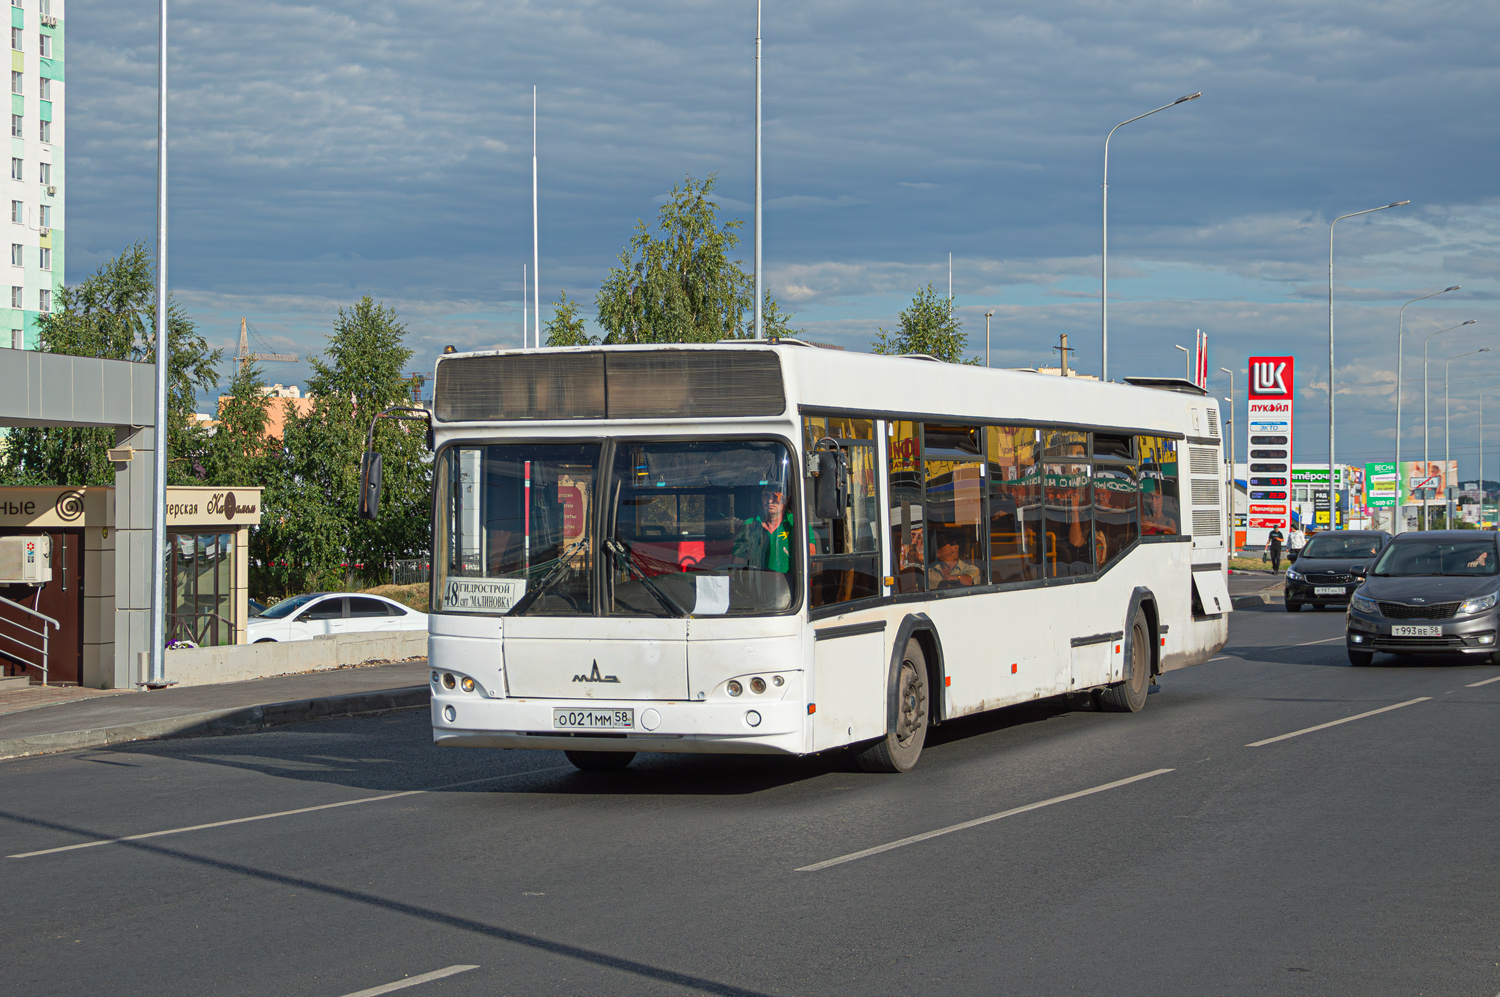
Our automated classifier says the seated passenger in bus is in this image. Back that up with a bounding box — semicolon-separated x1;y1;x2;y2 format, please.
929;532;982;589
734;487;814;573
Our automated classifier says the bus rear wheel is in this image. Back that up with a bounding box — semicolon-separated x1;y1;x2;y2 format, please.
1099;610;1151;713
565;750;636;771
857;640;929;773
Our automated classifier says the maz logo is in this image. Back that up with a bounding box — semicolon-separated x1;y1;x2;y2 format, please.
1251;361;1289;396
573;661;620;683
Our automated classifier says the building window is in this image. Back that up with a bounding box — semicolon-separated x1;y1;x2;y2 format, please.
10;329;21;351
10;200;21;224
10;244;20;266
38;119;48;143
38;288;49;312
10;71;19;95
38;203;48;226
38;76;48;100
9;158;19;181
10;28;20;52
36;162;48;185
39;0;50;14
10;286;20;308
10;115;20;139
37;33;49;58
38;246;48;270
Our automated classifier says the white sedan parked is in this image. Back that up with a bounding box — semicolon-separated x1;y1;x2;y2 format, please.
247;592;428;643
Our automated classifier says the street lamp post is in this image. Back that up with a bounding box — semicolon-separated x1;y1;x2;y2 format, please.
1481;385;1500;526
1100;91;1201;382
147;0;169;686
1220;365;1236;551
1394;285;1461;534
1329;200;1409;531
753;0;762;339
1446;348;1491;525
984;310;994;368
1173;344;1190;380
1423;320;1478;528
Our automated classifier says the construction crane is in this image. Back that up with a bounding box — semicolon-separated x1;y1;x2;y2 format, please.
235;317;297;372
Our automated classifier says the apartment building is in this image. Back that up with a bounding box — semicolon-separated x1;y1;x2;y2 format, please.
7;0;61;351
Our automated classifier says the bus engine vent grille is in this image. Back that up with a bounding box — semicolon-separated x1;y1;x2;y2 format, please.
1188;447;1219;475
1191;509;1222;538
1191;479;1221;507
1205;407;1220;436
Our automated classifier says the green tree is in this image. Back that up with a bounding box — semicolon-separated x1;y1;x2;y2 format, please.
596;174;796;343
0;242;221;486
202;360;271;488
760;292;802;338
871;282;975;364
544;290;596;346
256;297;430;594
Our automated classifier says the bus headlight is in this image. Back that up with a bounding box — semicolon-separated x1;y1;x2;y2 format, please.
460;676;476;693
727;680;743;697
442;673;456;689
749;677;767;694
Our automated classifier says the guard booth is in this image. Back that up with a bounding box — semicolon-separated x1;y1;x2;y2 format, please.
0;485;261;687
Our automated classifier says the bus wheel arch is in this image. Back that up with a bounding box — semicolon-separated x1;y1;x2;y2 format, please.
1124;587;1161;679
858;615;942;773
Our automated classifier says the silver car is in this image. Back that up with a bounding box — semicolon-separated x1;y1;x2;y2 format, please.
1345;531;1500;666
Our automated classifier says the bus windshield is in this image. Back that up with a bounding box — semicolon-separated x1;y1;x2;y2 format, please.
434;439;798;617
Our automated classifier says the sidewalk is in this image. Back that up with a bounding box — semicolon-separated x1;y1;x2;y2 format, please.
0;660;430;762
1228;571;1284;607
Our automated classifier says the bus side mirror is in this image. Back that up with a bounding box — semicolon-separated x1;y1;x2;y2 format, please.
358;451;384;520
814;450;846;521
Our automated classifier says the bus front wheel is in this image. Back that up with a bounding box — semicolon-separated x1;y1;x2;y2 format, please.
565;750;635;771
857;640;929;773
1100;610;1151;713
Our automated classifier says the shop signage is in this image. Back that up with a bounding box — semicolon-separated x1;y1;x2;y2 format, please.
1247;355;1295;543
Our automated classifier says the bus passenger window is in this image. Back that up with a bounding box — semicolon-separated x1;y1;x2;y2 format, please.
1093;464;1139;569
887;421;924;594
986;426;1041;584
1045;460;1092;577
1138;436;1182;536
803;416;880;608
923;424;985;590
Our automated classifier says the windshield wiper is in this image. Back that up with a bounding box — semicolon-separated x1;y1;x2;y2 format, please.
509;538;590;615
606;539;689;617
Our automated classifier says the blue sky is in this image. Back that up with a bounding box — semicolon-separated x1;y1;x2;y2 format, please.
68;0;1500;476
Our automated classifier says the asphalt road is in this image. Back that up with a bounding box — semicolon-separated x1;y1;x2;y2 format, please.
3;602;1498;996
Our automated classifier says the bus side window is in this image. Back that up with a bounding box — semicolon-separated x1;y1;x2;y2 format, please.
1093;464;1139;569
1138;436;1182;536
923;424;985;591
804;416;880;609
986;426;1041;584
1045;457;1092;578
887;420;924;594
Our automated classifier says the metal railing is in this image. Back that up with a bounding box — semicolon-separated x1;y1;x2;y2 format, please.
167;609;237;648
0;592;60;686
393;559;431;585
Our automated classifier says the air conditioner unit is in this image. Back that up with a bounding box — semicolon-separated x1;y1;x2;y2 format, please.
38;227;49;237
45;185;55;196
41;15;57;26
0;535;52;585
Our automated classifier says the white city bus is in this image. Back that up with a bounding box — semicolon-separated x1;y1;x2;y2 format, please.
402;342;1230;772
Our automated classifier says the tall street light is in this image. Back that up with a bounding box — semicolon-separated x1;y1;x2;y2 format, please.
1100;91;1201;382
752;0;763;339
1173;343;1190;380
1220;366;1236;550
1423;319;1477;528
1394;284;1461;533
1446;347;1491;524
148;0;169;686
1329;199;1409;530
984;310;994;368
1481;384;1500;526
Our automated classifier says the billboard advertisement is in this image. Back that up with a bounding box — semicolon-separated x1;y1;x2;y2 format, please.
1366;461;1396;509
1399;460;1457;506
1246;355;1294;545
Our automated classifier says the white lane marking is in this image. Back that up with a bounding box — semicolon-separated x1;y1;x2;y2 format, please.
1246;698;1431;748
8;765;572;859
1293;636;1346;646
1209;656;1227;661
1466;674;1500;688
338;964;478;997
796;768;1174;872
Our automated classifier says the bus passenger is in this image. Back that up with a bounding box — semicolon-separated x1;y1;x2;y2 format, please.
734;487;814;573
929;533;981;589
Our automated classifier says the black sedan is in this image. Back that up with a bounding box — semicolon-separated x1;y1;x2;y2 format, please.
1284;529;1390;611
1345;531;1500;666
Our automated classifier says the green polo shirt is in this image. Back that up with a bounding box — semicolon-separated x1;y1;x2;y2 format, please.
734;512;811;573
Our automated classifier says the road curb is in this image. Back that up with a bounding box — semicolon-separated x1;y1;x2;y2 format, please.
0;686;430;762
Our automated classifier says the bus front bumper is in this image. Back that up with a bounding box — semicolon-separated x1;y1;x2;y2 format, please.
431;695;807;755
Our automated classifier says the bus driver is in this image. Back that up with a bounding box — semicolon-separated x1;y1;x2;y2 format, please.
734;486;815;573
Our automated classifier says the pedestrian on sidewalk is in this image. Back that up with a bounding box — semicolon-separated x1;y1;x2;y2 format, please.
1268;527;1285;572
1288;526;1306;563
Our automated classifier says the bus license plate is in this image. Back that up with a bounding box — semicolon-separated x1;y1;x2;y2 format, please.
553;708;634;730
1391;625;1440;637
1314;586;1346;596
